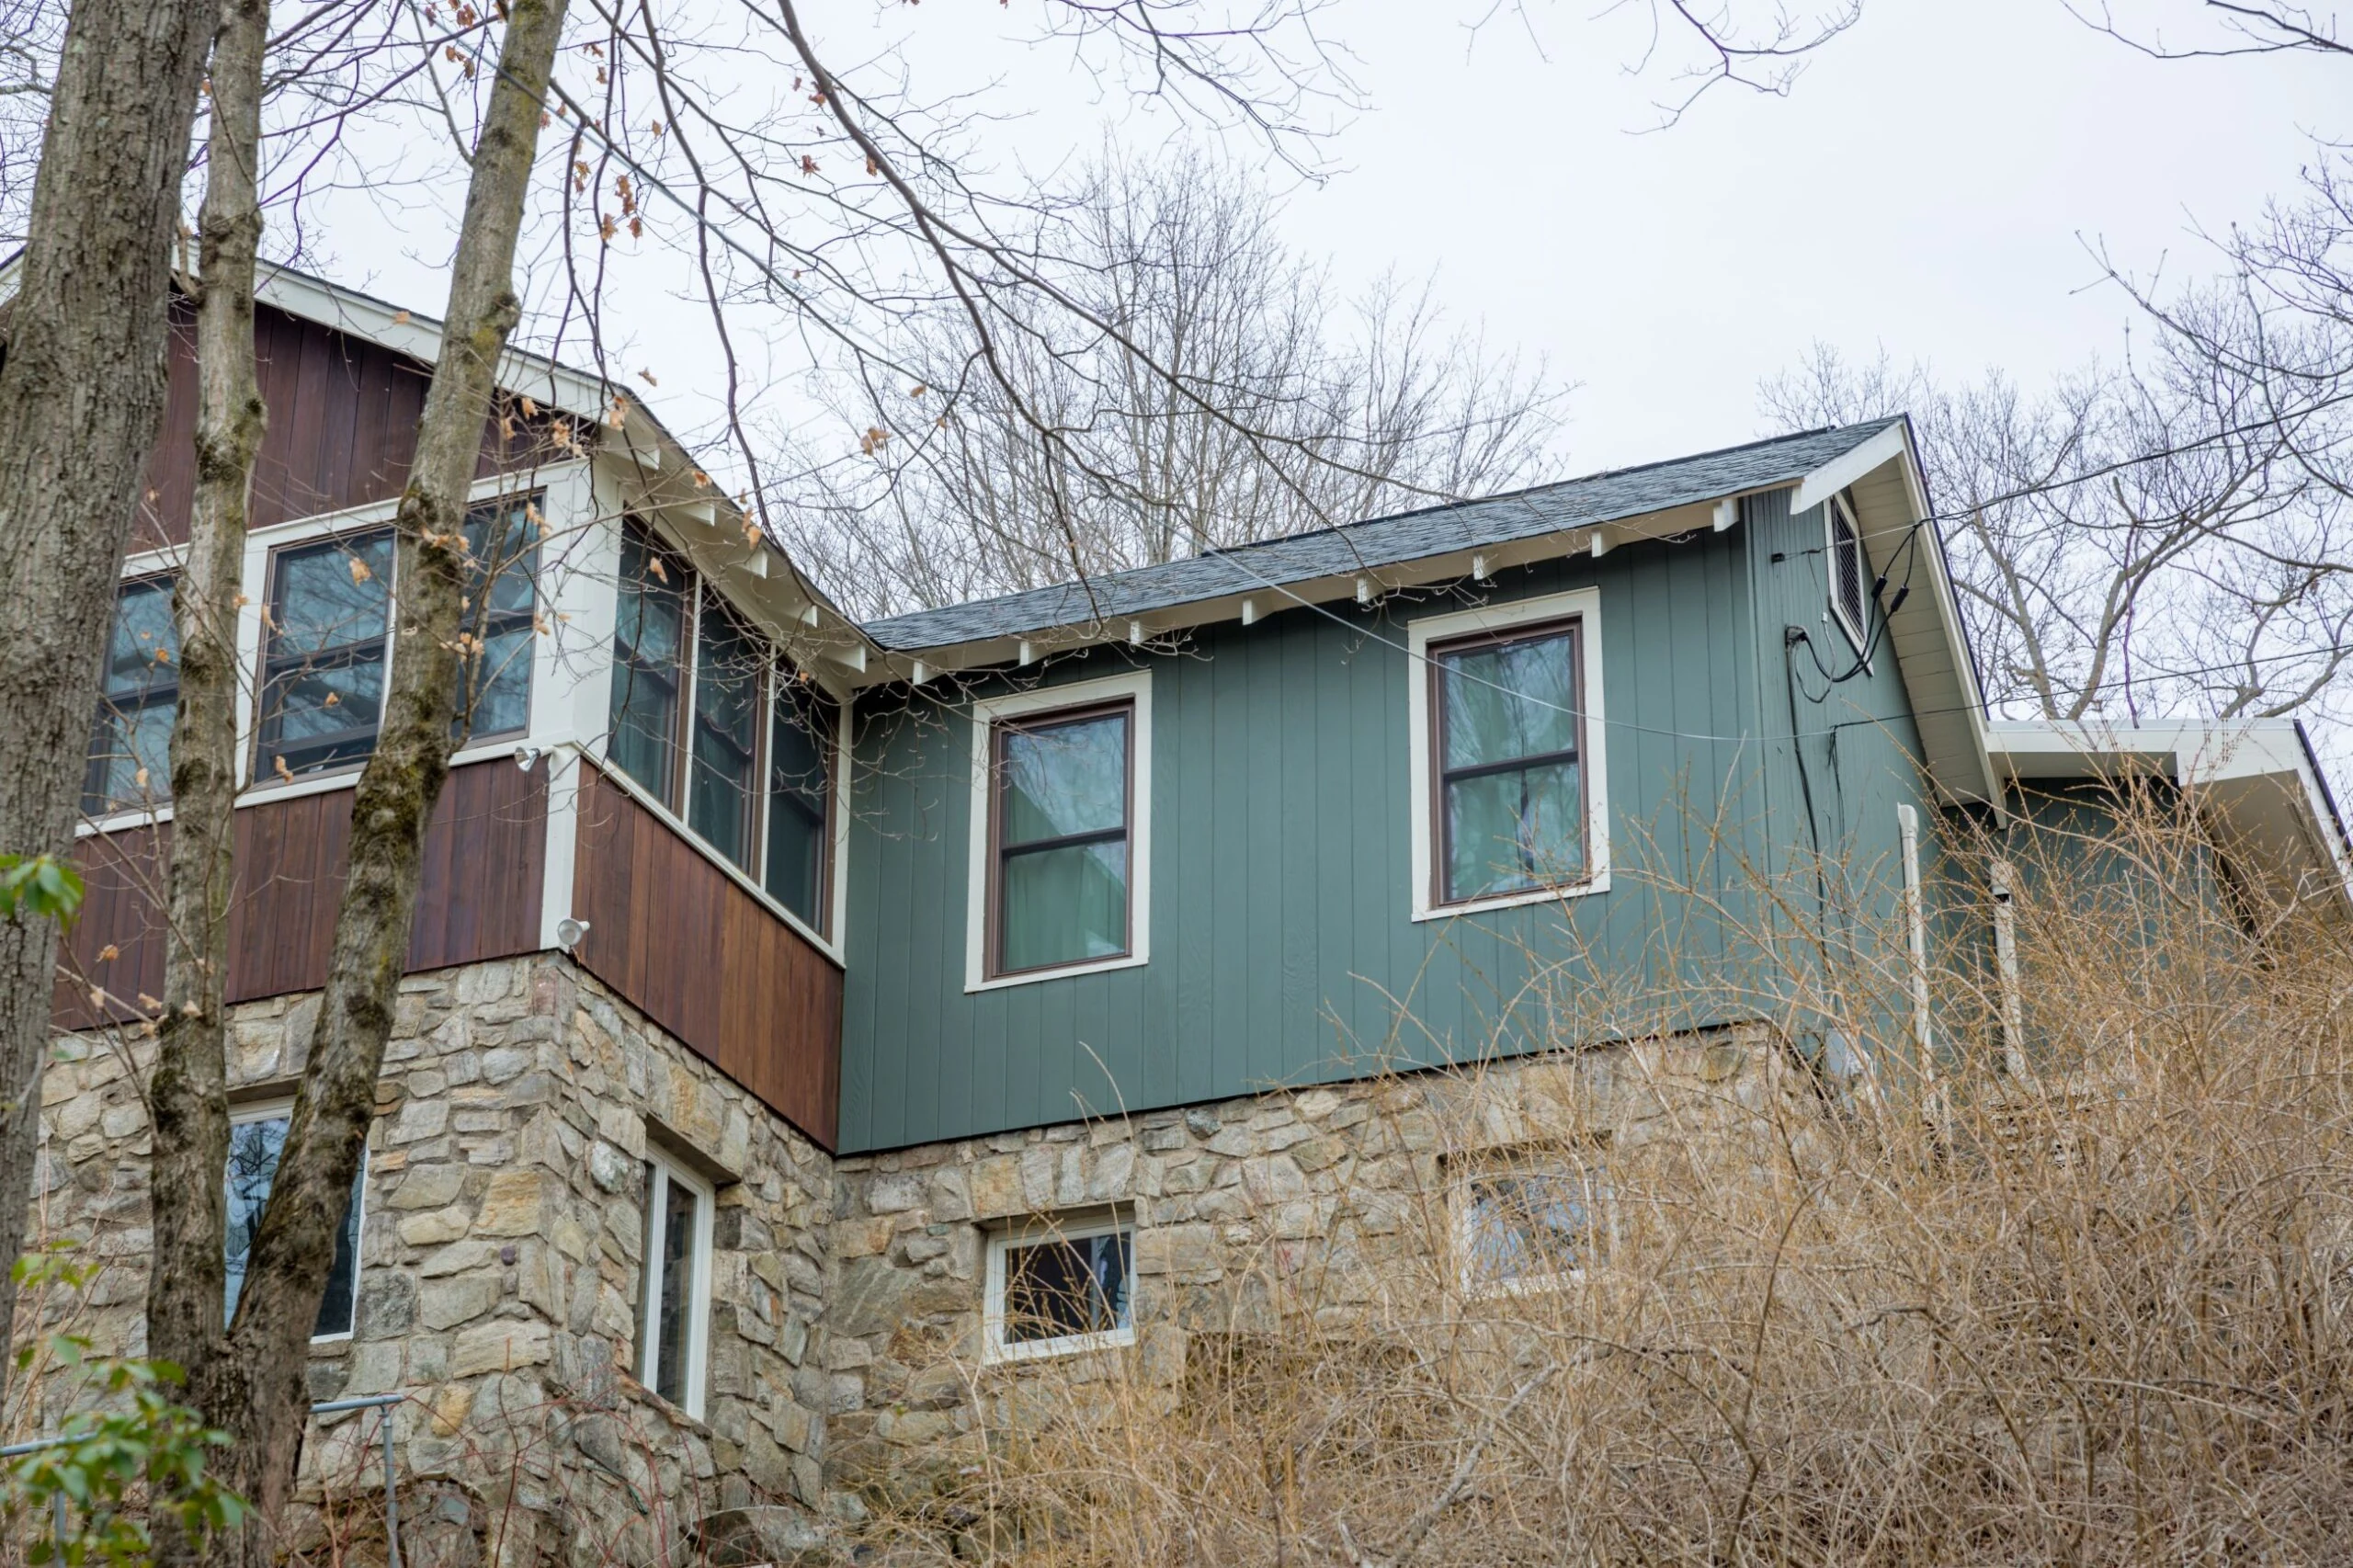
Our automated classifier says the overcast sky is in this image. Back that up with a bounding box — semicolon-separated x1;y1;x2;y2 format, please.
312;0;2347;475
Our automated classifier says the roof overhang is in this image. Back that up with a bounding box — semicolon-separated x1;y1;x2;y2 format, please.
1986;717;2353;917
1811;419;2001;804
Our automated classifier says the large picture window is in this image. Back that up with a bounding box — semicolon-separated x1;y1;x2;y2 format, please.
688;592;762;868
608;519;689;806
990;702;1132;977
1430;619;1586;905
84;575;180;814
983;1214;1134;1363
603;518;843;937
223;1101;367;1339
766;676;836;928
635;1147;712;1416
256;529;395;779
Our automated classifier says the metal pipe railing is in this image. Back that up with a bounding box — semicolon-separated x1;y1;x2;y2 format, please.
5;1391;405;1567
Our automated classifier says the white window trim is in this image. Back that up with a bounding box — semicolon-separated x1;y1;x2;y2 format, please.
964;668;1154;993
982;1212;1138;1366
227;1097;366;1345
1406;587;1611;921
1450;1149;1613;1301
636;1146;715;1419
1826;490;1871;662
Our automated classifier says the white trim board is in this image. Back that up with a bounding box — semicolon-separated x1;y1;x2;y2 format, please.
963;667;1154;993
1405;586;1612;922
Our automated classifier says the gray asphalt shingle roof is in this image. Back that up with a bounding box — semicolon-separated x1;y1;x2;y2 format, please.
859;419;1902;652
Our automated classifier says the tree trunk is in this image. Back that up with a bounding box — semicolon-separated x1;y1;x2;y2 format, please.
0;0;222;1381
146;0;265;1556
207;0;570;1549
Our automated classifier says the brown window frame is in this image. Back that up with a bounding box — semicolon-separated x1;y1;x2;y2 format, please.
1427;616;1589;910
984;698;1136;981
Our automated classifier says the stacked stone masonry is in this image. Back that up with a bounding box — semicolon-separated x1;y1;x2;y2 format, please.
26;953;1824;1562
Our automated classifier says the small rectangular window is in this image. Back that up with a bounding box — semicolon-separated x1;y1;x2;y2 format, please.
256;529;394;779
1455;1150;1608;1297
989;703;1132;977
1430;620;1586;905
688;591;762;868
1827;492;1869;652
984;1216;1133;1363
608;519;689;807
765;672;835;930
454;494;541;744
84;575;179;814
635;1148;712;1416
223;1103;366;1339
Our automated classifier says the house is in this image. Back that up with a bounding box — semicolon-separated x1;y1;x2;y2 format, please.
21;262;2351;1549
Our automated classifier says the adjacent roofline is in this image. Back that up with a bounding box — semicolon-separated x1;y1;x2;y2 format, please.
1986;717;2353;916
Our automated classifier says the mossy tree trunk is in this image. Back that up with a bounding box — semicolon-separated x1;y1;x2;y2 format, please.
202;0;571;1552
0;0;222;1384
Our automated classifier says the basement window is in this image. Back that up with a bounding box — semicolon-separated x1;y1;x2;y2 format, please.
635;1147;713;1417
1454;1147;1609;1297
222;1099;367;1341
1827;490;1870;655
83;574;180;815
984;1214;1135;1363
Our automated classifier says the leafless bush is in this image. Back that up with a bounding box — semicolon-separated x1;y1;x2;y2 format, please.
850;787;2353;1566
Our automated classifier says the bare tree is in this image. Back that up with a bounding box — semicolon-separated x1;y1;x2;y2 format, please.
776;152;1571;617
1760;157;2353;736
0;0;222;1395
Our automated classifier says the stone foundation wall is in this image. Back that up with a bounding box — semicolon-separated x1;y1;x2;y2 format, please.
822;1025;1826;1500
21;955;834;1566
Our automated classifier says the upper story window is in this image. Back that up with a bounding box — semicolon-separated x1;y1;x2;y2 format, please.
604;517;843;938
1406;588;1610;921
965;669;1154;990
992;703;1131;977
767;676;837;927
84;574;180;814
1827;490;1869;653
224;1099;366;1339
256;496;540;782
1432;620;1586;904
256;529;395;780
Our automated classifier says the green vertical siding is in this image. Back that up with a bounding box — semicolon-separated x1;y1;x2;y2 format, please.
838;508;1941;1152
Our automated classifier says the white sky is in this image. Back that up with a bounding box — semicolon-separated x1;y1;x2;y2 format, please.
306;1;2351;480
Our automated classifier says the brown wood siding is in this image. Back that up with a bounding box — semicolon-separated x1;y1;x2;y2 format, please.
54;758;547;1027
133;300;573;553
571;761;843;1149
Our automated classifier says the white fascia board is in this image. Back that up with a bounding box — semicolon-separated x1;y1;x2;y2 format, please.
1790;422;1912;517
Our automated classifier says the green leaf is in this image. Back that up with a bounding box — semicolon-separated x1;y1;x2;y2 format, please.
0;855;85;926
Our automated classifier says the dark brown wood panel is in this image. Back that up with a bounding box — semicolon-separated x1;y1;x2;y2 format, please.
132;300;574;553
571;762;843;1149
54;758;547;1026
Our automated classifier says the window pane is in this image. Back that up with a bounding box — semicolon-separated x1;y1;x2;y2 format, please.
765;679;832;925
654;1169;698;1404
1445;760;1583;901
1439;631;1576;770
223;1113;365;1336
84;578;179;813
1000;840;1128;971
1004;1230;1131;1344
257;532;393;778
1000;713;1126;847
455;495;540;743
688;597;761;867
1465;1167;1600;1287
609;523;687;804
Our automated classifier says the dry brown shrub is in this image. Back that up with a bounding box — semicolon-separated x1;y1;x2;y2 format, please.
863;784;2353;1568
